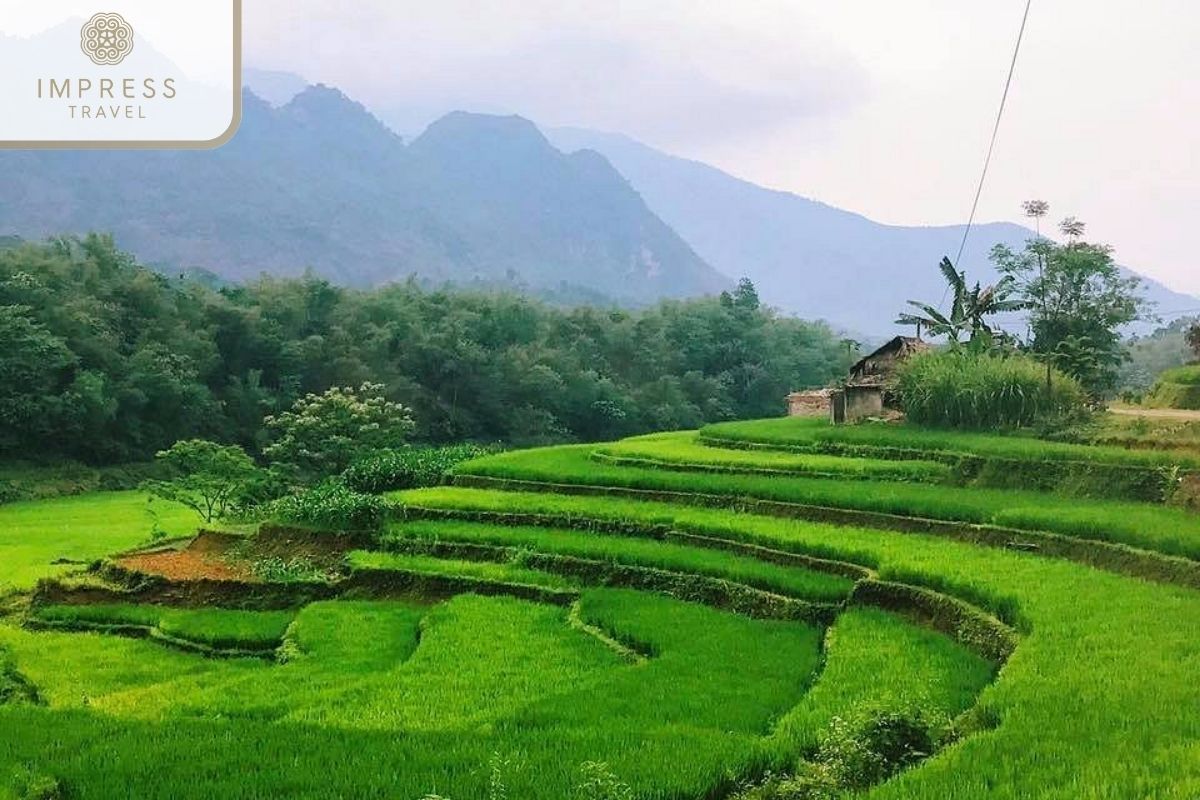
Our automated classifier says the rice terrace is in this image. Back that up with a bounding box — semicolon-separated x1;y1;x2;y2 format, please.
3;1;1200;797
2;411;1200;799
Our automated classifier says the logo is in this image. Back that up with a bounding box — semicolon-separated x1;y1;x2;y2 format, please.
1;1;241;148
80;12;134;66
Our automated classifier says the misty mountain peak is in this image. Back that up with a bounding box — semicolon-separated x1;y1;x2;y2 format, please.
411;111;553;161
284;84;374;120
278;83;403;149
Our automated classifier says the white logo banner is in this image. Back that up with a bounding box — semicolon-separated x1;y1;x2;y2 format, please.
0;1;241;148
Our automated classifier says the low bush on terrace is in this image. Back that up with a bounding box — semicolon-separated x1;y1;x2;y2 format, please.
342;444;495;494
737;707;939;800
265;480;388;532
896;350;1086;430
250;556;337;583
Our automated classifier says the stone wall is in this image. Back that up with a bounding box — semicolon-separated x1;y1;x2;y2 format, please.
786;390;832;417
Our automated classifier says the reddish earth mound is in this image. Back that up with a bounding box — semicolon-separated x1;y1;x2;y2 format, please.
118;533;256;582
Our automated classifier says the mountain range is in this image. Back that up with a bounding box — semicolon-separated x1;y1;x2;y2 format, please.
0;70;1193;334
0;85;724;303
546;127;1198;334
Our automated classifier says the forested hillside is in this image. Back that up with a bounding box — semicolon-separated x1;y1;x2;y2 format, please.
0;235;849;463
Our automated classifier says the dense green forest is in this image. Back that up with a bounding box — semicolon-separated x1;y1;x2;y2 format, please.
0;235;851;464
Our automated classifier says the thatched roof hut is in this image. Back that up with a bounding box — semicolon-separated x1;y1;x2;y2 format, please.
848;336;931;387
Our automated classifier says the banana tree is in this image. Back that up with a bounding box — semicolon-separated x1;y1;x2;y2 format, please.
896;257;1025;346
895;258;969;342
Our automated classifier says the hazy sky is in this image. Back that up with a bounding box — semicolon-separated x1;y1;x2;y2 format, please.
245;1;1199;299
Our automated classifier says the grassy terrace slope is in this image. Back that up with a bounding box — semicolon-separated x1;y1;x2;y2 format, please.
595;431;953;483
702;416;1200;469
452;444;1200;560
30;605;295;654
397;484;1200;799
382;519;856;602
1147;365;1200;410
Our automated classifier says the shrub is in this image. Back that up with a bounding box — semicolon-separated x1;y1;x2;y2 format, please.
818;708;935;789
342;444;494;494
729;708;937;800
250;556;334;583
265;480;387;532
1157;365;1200;385
896;350;1086;429
8;767;64;800
576;762;633;800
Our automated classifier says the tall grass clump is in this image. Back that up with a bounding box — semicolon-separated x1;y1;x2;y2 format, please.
896;351;1085;429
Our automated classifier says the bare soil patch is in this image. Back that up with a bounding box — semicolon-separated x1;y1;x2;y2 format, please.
118;533;256;582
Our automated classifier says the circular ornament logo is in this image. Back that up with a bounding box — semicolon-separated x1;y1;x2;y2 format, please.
80;12;134;66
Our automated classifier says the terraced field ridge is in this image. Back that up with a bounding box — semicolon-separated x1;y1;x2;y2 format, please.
3;417;1200;799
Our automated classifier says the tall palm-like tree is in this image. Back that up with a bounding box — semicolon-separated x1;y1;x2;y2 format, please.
896;257;1025;345
896;257;969;342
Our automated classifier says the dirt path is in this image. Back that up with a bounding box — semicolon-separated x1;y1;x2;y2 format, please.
1109;404;1200;421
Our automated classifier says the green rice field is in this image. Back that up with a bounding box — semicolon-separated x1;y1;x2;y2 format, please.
0;491;202;593
701;415;1200;468
3;418;1200;798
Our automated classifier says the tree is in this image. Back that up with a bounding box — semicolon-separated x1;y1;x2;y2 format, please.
263;382;415;479
145;439;261;523
991;208;1153;396
0;237;853;460
1187;324;1200;362
719;277;760;313
1022;199;1050;235
896;257;1023;345
0;305;77;452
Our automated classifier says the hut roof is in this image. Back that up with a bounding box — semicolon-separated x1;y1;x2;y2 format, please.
848;336;930;385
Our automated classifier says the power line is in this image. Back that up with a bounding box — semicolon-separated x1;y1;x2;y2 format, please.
940;0;1034;310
